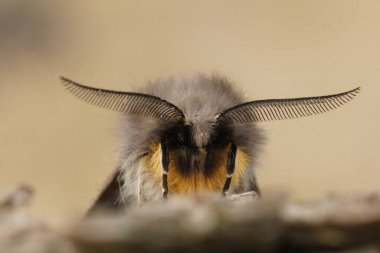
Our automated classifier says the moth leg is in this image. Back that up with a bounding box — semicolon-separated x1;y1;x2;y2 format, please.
137;166;142;204
86;169;125;216
222;143;237;196
161;139;170;198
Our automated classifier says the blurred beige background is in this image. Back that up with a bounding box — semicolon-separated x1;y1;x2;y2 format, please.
0;0;379;222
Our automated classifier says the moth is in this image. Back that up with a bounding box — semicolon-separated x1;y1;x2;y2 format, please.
61;74;360;213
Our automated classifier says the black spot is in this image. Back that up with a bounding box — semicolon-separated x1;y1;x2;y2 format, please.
164;123;194;149
208;124;232;147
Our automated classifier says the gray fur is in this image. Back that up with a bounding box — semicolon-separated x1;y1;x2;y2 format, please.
117;73;265;206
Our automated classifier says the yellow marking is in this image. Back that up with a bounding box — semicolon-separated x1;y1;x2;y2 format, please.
234;147;249;189
143;143;249;194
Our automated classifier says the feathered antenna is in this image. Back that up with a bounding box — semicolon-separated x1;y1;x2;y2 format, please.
216;87;361;124
60;77;185;122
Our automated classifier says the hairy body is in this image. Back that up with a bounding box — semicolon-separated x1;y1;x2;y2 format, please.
60;73;359;214
108;75;263;211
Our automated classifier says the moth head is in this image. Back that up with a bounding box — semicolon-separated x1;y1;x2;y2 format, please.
61;76;360;183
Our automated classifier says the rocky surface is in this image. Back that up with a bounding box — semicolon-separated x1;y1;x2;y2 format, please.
1;186;380;253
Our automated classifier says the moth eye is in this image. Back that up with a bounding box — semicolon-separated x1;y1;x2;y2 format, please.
177;132;185;144
208;127;232;148
176;125;193;146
